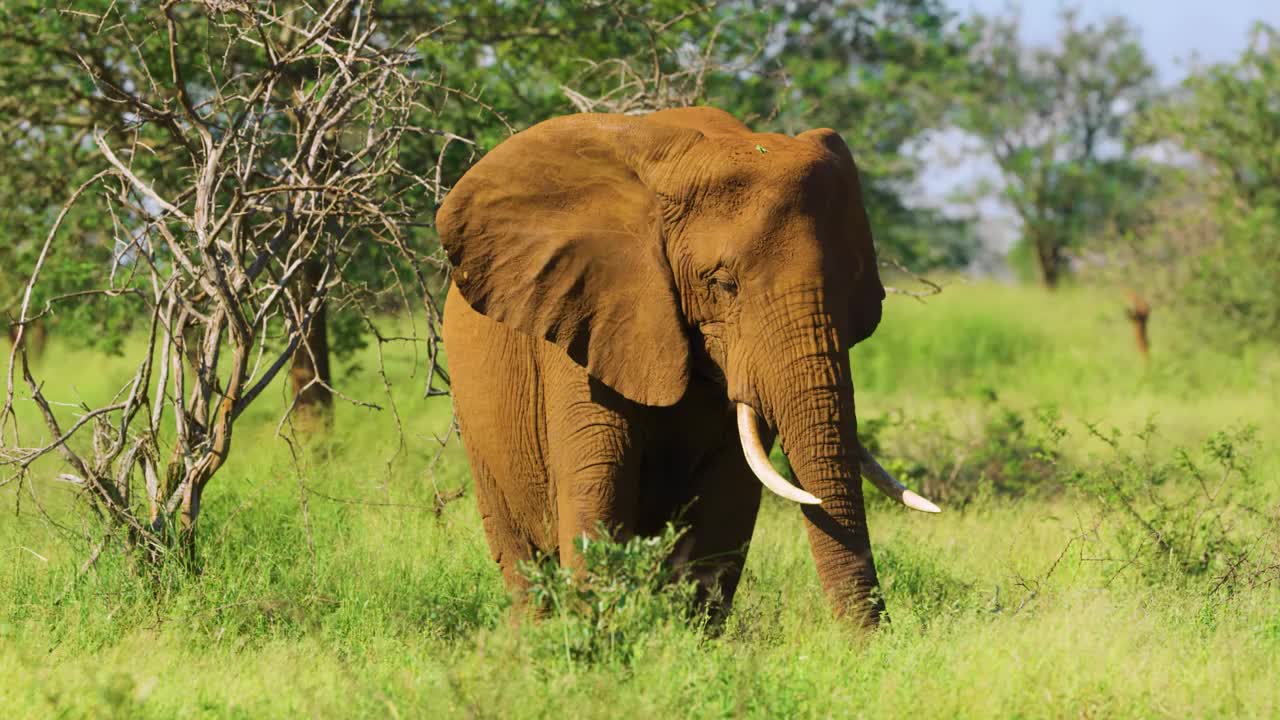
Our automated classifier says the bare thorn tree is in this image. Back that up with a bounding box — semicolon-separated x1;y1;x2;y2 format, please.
0;1;462;569
558;3;755;115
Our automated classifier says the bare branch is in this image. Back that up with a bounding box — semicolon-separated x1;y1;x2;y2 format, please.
880;257;946;302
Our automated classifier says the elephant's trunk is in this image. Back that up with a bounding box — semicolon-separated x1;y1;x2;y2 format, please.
737;320;885;622
779;347;884;625
735;292;938;625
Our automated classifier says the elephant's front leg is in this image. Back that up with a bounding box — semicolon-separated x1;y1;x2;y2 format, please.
544;377;642;571
672;444;763;620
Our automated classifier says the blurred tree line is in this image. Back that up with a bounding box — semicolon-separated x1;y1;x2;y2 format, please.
2;0;1278;415
956;8;1280;351
1119;23;1280;348
954;8;1158;288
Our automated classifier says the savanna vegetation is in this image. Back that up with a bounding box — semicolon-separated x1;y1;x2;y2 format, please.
2;1;1277;718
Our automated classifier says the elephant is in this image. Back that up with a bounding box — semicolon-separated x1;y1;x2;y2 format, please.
437;106;939;628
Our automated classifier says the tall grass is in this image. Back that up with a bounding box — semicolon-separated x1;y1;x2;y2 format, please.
2;281;1277;718
855;281;1279;456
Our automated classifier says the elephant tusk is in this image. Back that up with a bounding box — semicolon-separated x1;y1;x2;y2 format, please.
857;447;942;513
736;404;822;505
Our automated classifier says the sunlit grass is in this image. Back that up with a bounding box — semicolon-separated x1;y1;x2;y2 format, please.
2;281;1277;718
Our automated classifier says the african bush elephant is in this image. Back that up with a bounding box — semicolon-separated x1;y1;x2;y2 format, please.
438;106;938;628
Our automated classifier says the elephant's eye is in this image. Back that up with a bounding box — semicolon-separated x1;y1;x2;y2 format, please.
707;273;738;298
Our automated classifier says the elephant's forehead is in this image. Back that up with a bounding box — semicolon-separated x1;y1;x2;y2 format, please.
701;132;839;194
674;145;855;273
678;140;841;237
707;132;829;175
680;195;846;275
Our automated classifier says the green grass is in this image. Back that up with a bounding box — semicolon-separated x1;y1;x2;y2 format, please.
2;281;1278;718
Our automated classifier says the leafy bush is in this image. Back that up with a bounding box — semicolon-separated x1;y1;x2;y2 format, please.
1105;183;1280;350
864;394;1063;505
1181;205;1280;348
518;523;703;667
870;404;1278;600
1062;419;1277;593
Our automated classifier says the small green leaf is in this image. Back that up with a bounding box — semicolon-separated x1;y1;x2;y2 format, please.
755;144;768;154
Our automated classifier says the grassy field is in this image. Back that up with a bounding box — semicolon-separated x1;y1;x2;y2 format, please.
2;282;1278;719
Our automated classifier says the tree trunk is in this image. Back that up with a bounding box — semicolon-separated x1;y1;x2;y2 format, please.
178;478;204;569
1035;237;1061;289
290;258;333;431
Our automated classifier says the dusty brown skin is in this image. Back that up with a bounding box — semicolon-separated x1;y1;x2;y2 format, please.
438;107;889;626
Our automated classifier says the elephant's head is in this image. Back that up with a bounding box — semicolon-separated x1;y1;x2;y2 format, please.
436;107;938;626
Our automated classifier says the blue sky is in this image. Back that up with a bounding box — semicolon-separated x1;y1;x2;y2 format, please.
923;1;1280;249
959;0;1280;82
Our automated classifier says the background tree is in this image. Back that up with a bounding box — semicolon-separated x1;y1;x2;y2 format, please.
0;2;456;435
1142;23;1280;209
1111;22;1280;347
955;7;1157;287
2;1;981;409
0;1;155;354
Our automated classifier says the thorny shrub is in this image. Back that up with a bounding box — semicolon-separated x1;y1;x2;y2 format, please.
1060;419;1279;595
866;400;1277;604
997;414;1278;606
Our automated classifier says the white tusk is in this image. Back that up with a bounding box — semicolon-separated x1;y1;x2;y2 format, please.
857;447;942;513
736;404;822;505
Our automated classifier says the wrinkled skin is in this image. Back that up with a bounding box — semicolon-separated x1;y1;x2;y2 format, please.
438;107;889;627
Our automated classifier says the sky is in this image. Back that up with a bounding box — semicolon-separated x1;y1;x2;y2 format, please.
960;0;1280;83
922;1;1280;251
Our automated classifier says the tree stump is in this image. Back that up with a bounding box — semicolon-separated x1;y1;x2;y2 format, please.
1125;291;1151;359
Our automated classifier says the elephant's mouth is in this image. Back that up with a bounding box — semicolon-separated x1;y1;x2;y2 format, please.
735;404;940;513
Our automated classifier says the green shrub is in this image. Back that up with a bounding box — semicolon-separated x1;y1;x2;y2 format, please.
863;395;1063;506
519;523;703;667
1183;205;1280;348
1117;22;1280;351
870;403;1278;600
1062;419;1273;591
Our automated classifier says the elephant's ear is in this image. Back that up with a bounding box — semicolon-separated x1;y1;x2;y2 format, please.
797;128;887;348
437;114;700;407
